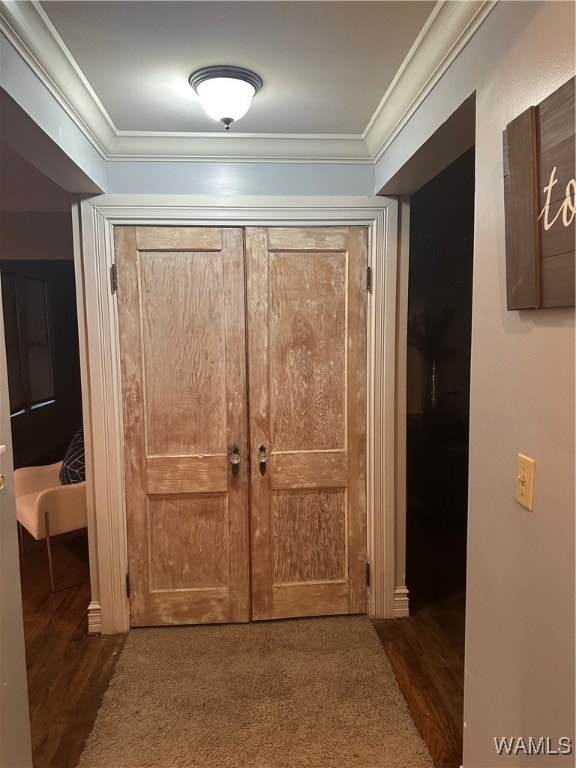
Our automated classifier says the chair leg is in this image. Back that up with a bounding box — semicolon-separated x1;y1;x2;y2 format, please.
44;512;56;593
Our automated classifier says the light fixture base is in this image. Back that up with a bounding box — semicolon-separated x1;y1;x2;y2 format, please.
189;66;263;95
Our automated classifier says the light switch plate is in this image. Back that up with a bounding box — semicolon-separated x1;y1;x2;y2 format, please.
515;454;535;510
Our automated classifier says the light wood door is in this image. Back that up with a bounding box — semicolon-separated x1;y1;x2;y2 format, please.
246;227;368;620
115;227;250;626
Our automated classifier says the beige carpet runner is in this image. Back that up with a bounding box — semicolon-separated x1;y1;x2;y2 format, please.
79;616;433;768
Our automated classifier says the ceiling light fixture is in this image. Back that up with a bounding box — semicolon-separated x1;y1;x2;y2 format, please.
189;66;263;131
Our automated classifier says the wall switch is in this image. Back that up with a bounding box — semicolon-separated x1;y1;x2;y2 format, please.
515;454;535;510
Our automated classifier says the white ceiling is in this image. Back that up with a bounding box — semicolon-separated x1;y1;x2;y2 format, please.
39;1;435;136
0;1;494;166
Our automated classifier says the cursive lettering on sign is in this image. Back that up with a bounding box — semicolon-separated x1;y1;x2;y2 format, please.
538;166;576;230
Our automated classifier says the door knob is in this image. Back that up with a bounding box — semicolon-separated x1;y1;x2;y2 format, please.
229;445;241;477
257;445;269;476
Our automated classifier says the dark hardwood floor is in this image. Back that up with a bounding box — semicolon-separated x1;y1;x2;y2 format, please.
18;529;464;768
18;531;125;768
373;591;466;768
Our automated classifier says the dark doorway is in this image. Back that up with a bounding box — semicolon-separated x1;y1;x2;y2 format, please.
0;143;93;764
406;147;474;614
0;143;84;470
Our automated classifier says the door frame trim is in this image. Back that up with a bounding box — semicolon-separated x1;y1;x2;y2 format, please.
78;195;399;633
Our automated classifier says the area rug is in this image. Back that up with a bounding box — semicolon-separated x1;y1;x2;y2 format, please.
78;616;433;768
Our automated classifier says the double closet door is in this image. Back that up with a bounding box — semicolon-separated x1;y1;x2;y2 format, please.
115;225;367;627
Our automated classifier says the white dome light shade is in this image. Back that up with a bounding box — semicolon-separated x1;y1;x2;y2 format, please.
189;66;263;130
196;77;255;122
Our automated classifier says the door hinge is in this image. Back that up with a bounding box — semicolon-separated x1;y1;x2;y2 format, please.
110;264;118;294
126;573;131;599
366;266;373;293
365;562;371;587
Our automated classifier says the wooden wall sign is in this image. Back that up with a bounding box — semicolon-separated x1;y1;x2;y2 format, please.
503;76;575;309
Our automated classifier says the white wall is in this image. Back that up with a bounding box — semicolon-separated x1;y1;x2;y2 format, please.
376;2;575;766
0;282;32;768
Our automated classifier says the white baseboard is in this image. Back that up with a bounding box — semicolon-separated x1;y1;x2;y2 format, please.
87;600;102;635
394;585;410;617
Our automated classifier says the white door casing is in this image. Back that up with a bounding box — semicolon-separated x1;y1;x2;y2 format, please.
77;195;400;634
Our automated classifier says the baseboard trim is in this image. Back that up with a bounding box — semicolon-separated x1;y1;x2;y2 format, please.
87;600;102;635
394;586;410;617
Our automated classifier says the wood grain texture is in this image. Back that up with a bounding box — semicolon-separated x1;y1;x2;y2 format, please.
139;590;231;626
266;227;350;251
270;582;350;619
136;227;222;251
19;533;126;768
537;76;576;155
538;82;575;307
247;226;367;621
118;224;367;626
537;132;575;308
541;252;576;307
148;495;229;590
139;250;227;456
115;226;250;626
540;211;575;261
270;251;346;451
220;228;252;623
272;490;347;584
373;592;465;768
503;107;541;309
146;455;227;494
244;227;273;621
538;136;575;207
115;225;149;624
346;227;368;613
270;451;348;490
504;77;575;310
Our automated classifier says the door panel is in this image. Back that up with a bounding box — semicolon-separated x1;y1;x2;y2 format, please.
117;224;367;627
272;489;347;582
115;226;250;626
246;227;367;620
139;247;226;455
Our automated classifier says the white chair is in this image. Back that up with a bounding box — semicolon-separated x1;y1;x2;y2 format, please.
14;461;87;592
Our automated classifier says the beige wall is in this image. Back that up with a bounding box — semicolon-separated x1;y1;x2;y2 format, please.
0;281;32;768
0;211;73;261
378;2;575;766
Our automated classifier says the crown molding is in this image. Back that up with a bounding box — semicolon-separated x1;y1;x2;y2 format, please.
364;0;498;162
108;133;372;163
0;0;114;158
0;0;498;165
